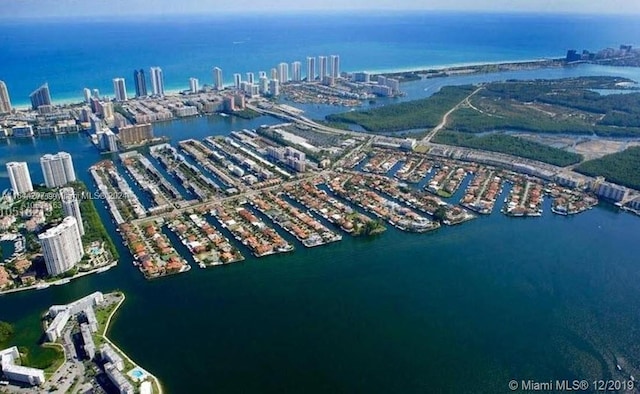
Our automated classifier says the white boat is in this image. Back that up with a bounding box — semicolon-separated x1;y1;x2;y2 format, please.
35;283;50;290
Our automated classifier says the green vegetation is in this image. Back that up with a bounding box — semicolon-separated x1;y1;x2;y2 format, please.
326;85;477;133
19;344;64;373
0;321;14;346
329;76;640;137
358;219;386;236
316;120;353;131
378;71;421;82
69;181;120;260
575;146;640;190
225;108;260;119
434;131;583;167
432;206;448;223
447;77;640;137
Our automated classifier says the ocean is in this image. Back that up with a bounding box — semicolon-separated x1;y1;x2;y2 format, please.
1;12;640;106
1;12;640;394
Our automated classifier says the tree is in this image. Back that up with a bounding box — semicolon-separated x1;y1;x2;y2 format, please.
433;206;448;223
0;321;14;343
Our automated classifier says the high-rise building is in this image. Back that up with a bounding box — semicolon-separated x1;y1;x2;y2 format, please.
0;81;12;113
92;89;100;99
246;72;254;84
318;56;328;81
59;187;84;236
259;76;269;95
112;78;127;102
330;55;340;78
213;67;223;90
82;88;91;103
291;61;302;82
117;124;153;146
270;68;278;80
6;162;33;195
97;128;118;152
29;83;52;110
258;71;267;78
40;152;77;188
277;63;289;83
306;57;316;81
269;79;280;97
134;69;147;98
150;67;165;97
233;73;242;89
39;216;84;276
189;77;199;94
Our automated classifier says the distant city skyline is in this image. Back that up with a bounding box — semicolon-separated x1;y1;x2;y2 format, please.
2;0;640;18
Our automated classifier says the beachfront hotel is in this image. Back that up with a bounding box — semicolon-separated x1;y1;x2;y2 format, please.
38;216;84;276
306;56;316;81
278;62;289;83
213;67;223;90
40;151;77;188
318;55;328;81
134;69;148;97
113;78;128;102
150;66;165;97
330;54;340;78
0;80;11;113
29;83;52;110
6;161;33;195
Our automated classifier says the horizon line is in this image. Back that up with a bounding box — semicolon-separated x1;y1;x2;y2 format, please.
1;9;639;22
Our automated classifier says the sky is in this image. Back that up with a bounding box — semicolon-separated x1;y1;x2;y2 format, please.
2;0;640;18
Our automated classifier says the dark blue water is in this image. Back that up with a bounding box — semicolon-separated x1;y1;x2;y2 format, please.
2;12;640;106
2;12;640;394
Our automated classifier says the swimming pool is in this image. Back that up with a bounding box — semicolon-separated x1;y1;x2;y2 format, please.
128;367;147;381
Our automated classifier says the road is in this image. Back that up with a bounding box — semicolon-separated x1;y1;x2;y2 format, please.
247;103;365;137
421;86;484;143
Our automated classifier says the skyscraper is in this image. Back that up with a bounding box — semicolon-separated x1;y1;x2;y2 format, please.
330;55;340;78
39;216;84;277
291;61;302;82
269;79;280;97
306;57;316;82
246;72;255;84
213;67;223;90
259;76;269;95
40;152;77;188
29;83;52;110
277;63;289;83
189;77;199;94
82;88;91;103
6;162;33;195
59;187;84;236
134;69;148;97
233;73;242;89
318;56;328;82
258;71;267;78
0;81;11;113
270;68;278;80
112;78;127;102
92;89;100;99
150;67;165;97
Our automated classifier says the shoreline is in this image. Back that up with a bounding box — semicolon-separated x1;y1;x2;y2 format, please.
9;56;574;109
0;260;117;296
101;292;164;394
